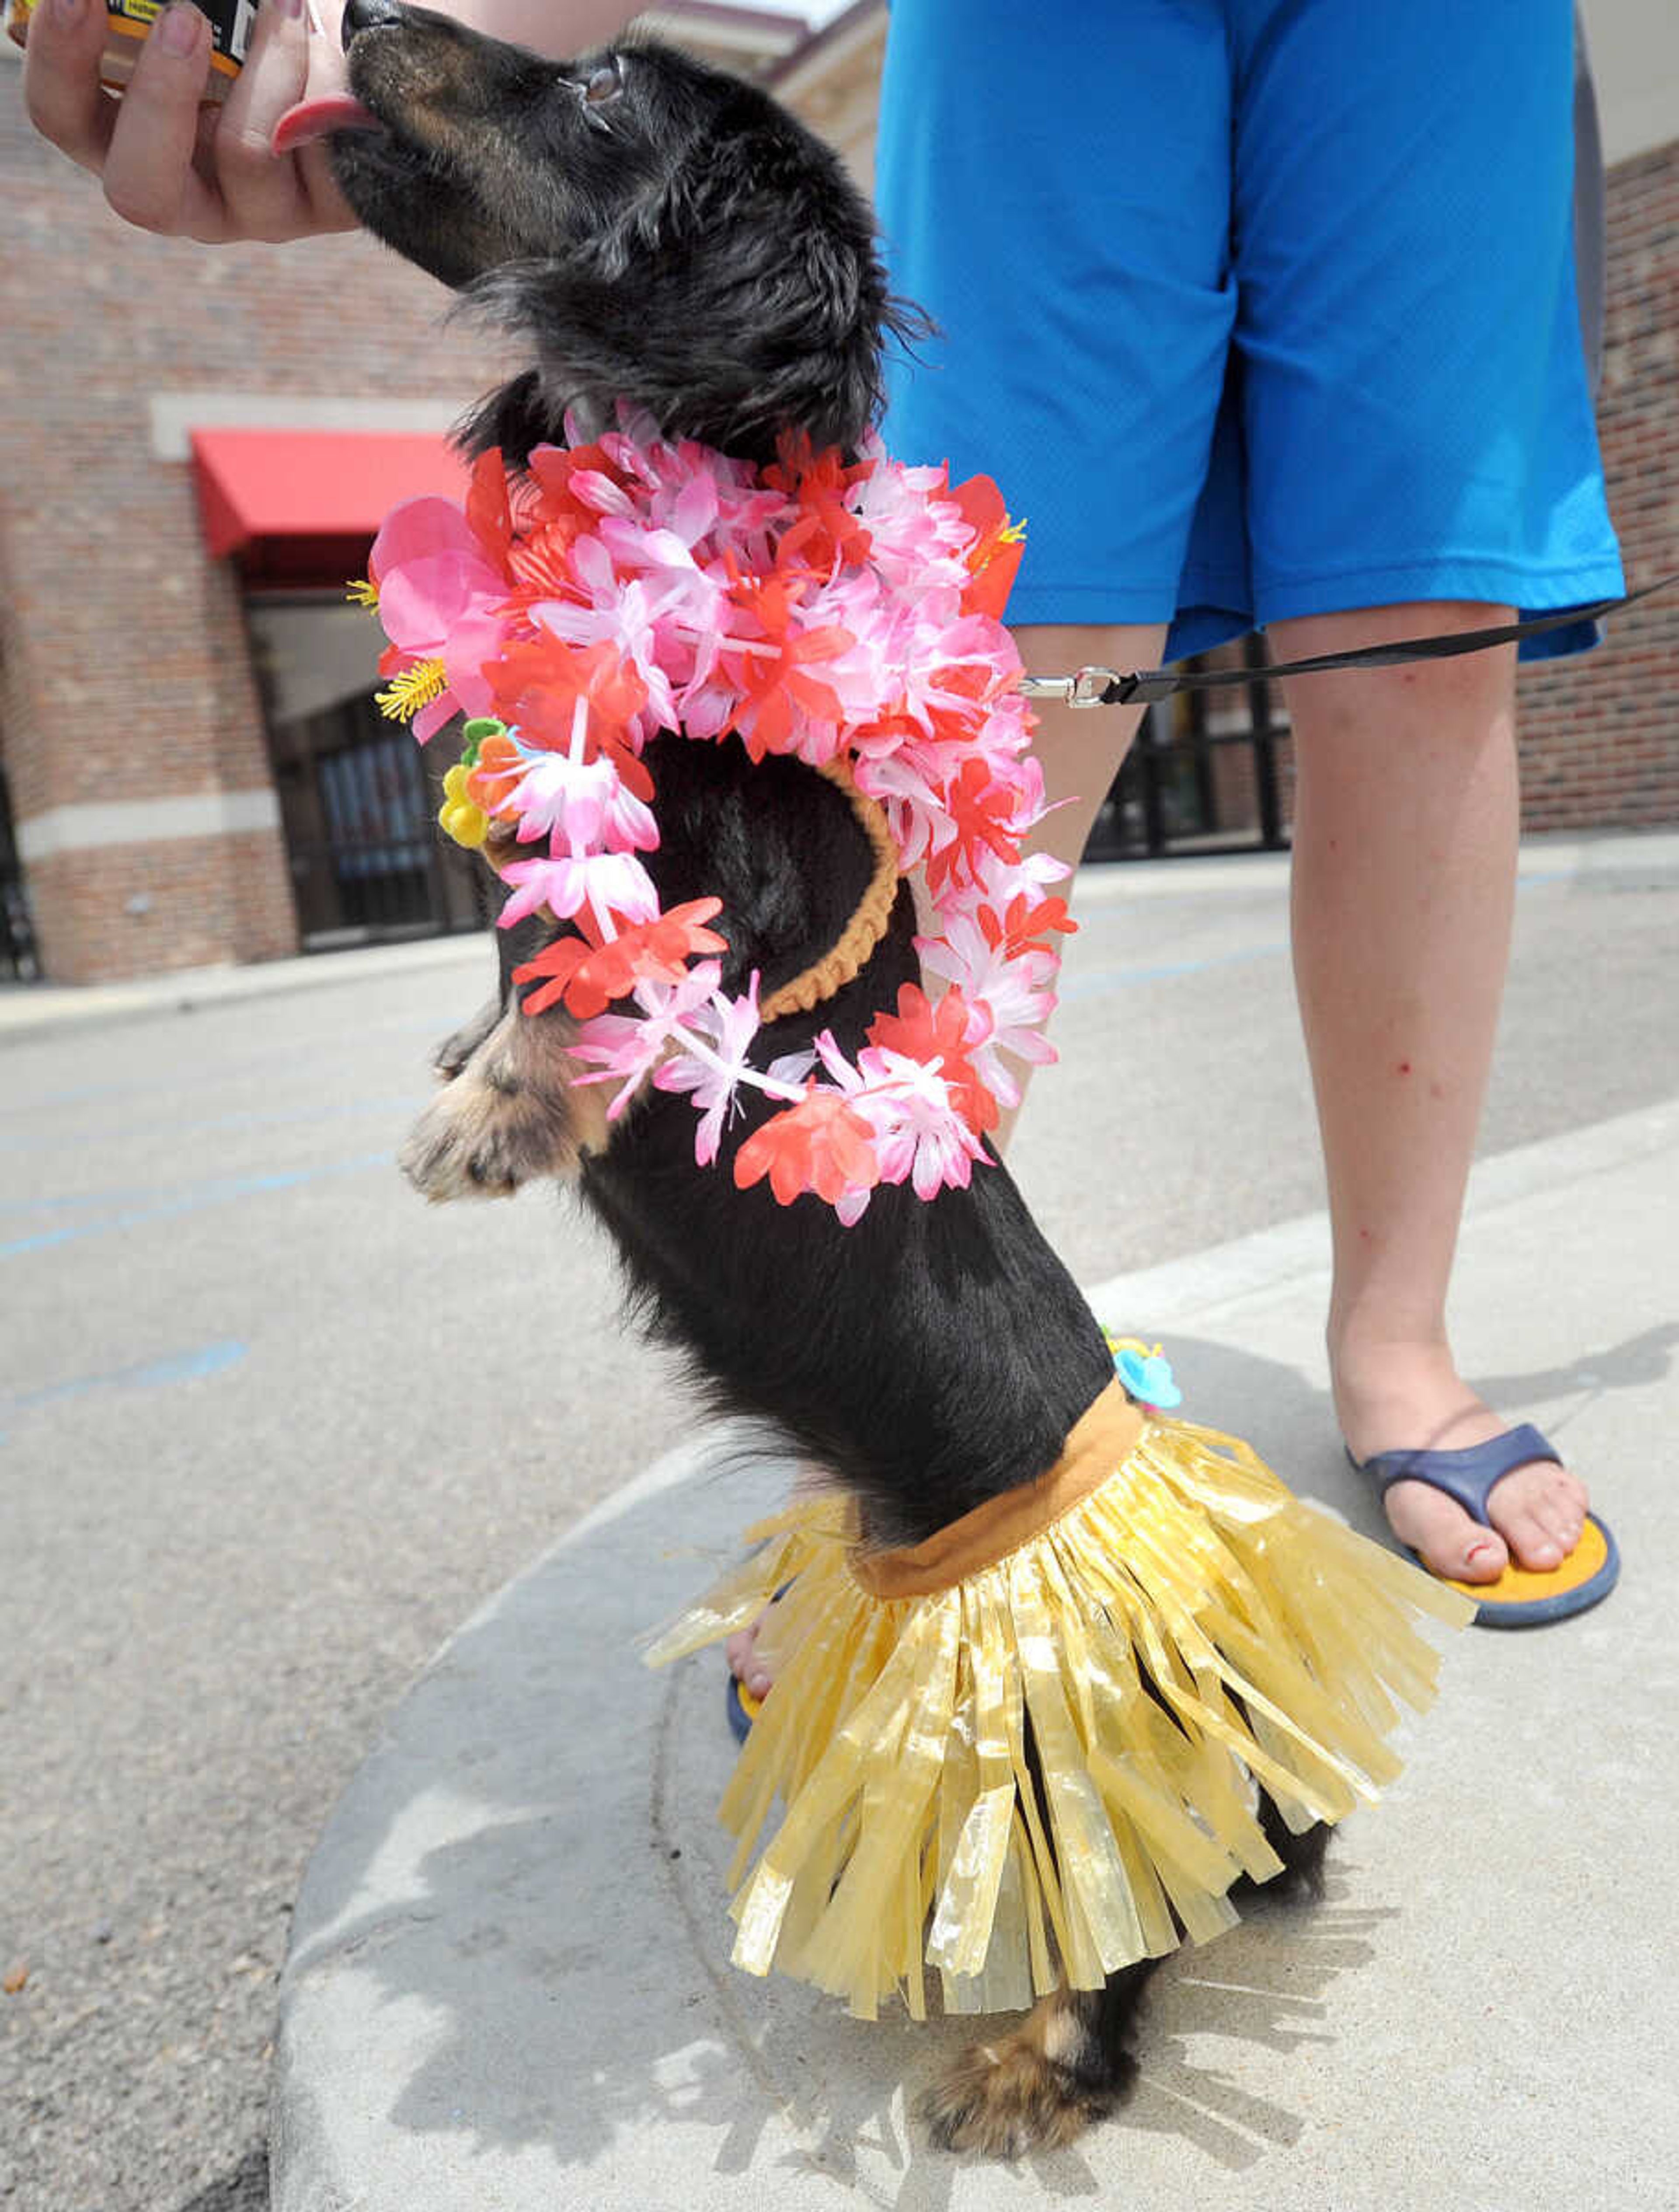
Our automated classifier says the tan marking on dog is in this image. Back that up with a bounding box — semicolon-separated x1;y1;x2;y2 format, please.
399;1002;609;1200
920;1986;1106;2160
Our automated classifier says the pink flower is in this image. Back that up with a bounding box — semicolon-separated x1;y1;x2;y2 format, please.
854;1050;986;1199
370;496;511;739
570;961;726;1116
501;723;658;854
532;541;683;733
498;848;659;936
652;977;766;1164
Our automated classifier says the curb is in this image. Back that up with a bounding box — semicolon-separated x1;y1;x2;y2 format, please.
0;930;494;1043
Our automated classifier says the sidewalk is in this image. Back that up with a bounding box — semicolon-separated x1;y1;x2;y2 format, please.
270;1096;1677;2212
6;827;1678;1042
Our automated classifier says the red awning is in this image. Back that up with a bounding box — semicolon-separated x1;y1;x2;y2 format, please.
190;426;469;573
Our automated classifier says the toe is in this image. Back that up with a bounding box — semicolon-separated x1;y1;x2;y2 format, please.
1381;1477;1509;1584
725;1618;773;1699
1486;1461;1588;1571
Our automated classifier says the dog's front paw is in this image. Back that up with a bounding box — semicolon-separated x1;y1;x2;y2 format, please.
431;998;502;1083
399;1006;606;1201
920;1995;1131;2159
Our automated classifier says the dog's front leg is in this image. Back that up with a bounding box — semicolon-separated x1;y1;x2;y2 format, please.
430;994;503;1082
399;1000;608;1200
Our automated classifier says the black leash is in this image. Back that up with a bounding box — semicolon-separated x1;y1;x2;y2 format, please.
1017;571;1679;709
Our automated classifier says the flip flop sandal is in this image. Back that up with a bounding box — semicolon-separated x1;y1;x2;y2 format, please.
726;1672;764;1744
725;1576;794;1742
1348;1422;1619;1628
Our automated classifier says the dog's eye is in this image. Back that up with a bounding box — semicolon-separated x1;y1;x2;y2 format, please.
582;61;622;107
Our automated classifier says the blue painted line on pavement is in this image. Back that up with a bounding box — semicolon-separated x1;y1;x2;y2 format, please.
0;1152;393;1261
3;1339;248;1417
1057;940;1285;1003
0;1093;427;1157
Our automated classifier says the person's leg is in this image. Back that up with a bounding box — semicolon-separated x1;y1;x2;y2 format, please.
1277;602;1588;1581
989;622;1168;1147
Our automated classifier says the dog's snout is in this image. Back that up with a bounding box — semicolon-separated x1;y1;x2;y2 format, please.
341;0;407;50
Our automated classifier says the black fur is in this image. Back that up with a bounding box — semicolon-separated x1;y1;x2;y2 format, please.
334;0;924;462
330;6;1327;2148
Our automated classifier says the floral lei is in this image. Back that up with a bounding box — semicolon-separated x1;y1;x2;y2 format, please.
357;408;1075;1223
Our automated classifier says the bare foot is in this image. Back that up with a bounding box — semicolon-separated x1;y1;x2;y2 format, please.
1335;1341;1588;1583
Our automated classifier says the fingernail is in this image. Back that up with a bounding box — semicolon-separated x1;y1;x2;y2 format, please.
273;0;305;19
159;2;204;52
52;0;87;24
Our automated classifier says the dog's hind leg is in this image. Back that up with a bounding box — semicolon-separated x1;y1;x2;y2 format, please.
399;1001;608;1200
919;1961;1160;2158
921;1808;1328;2156
1235;1800;1331;1907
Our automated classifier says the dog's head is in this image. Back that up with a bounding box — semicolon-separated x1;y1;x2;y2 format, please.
326;0;920;464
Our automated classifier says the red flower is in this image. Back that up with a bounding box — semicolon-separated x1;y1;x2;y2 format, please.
505;513;593;607
733;1086;881;1207
464;446;515;571
526;439;629;516
925;759;1023;897
978;891;1077;961
724;566;853;759
488;635;654;802
947;474;1026;621
766;440;876;572
512;899;726;1019
867;983;1000;1134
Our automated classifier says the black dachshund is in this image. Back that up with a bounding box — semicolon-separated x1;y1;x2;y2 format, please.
317;0;1328;2156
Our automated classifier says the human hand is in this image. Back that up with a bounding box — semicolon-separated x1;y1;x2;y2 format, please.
21;0;357;242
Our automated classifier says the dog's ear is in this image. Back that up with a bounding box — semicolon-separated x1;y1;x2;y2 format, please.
651;112;895;460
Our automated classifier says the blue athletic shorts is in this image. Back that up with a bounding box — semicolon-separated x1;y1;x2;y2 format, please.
876;0;1624;661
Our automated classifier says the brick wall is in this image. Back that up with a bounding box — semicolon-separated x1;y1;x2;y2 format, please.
0;88;512;982
1518;137;1679;829
24;827;297;980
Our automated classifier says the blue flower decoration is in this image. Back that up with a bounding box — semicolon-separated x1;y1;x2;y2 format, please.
1109;1339;1182;1410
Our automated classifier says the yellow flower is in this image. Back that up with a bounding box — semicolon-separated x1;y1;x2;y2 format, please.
438;761;489;849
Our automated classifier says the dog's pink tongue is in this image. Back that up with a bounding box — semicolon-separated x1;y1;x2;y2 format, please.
272;94;382;156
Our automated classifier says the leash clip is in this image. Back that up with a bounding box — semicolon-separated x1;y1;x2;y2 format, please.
1018;666;1122;709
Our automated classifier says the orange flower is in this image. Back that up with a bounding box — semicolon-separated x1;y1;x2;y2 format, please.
465;728;525;814
506;513;593;607
733;1086;881;1207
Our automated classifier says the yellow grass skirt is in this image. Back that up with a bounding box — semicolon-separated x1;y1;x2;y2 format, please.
644;1382;1473;2020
